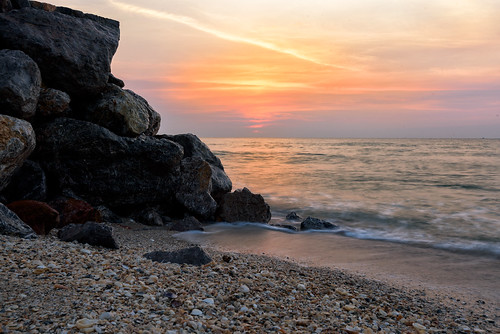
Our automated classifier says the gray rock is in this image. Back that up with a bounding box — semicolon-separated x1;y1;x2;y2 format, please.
58;221;118;249
0;160;47;202
175;157;217;220
0;49;41;119
144;246;212;266
170;216;204;232
36;87;70;119
86;85;160;137
216;187;271;223
96;205;125;225
133;207;164;226
0;115;36;192
286;212;302;221
300;217;337;231
34;118;183;212
0;202;36;238
0;7;119;98
108;73;124;88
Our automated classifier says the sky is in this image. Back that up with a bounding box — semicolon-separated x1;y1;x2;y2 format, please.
50;0;499;138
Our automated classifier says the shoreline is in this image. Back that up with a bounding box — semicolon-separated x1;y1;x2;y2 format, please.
1;222;498;333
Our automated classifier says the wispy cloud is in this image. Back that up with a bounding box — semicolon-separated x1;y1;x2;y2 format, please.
109;0;357;71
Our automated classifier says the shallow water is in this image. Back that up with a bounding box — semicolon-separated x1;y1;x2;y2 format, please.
200;138;500;257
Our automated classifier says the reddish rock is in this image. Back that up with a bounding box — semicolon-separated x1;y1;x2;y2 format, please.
6;200;59;235
50;198;102;227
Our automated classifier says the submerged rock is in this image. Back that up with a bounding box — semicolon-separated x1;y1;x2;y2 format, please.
216;187;271;223
286;211;302;221
300;216;337;231
144;246;212;266
0;202;36;238
58;221;118;249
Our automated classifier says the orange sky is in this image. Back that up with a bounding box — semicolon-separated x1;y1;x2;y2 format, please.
50;0;500;137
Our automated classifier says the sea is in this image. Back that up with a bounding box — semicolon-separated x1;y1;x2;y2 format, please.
179;138;500;259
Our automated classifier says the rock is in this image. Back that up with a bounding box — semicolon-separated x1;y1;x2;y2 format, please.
0;160;47;202
0;115;36;192
0;49;41;119
286;212;302;221
6;200;59;235
108;73;124;88
170;216;204;232
272;224;298;232
85;85;160;137
49;198;102;227
36;87;70;119
58;221;118;249
11;0;30;9
0;202;36;238
300;216;337;231
175;157;217;220
132;207;163;226
95;205;125;224
0;0;12;13
144;246;212;266
216;187;271;223
34;118;184;212
0;6;120;98
159;134;232;201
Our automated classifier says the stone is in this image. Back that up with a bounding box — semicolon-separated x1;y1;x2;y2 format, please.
0;49;41;119
6;200;59;235
34;118;184;212
36;87;70;119
96;206;125;224
49;198;102;227
286;212;302;221
143;246;212;266
11;0;30;9
159;133;232;201
0;115;36;192
132;207;163;226
175;157;217;220
0;6;120;98
0;160;47;202
216;187;271;223
108;73;124;88
85;85;160;137
58;221;118;249
300;216;337;231
0;0;12;13
0;202;36;238
170;216;204;232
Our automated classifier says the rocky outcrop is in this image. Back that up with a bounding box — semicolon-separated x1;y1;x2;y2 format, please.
144;246;212;266
85;84;160;137
58;221;118;249
36;87;70;119
300;217;337;231
6;200;59;235
0;49;41;119
0;202;36;238
217;187;271;223
0;160;46;202
0;6;119;98
0;115;36;191
50;198;102;227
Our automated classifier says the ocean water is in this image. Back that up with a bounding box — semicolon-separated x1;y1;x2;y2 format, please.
191;138;500;258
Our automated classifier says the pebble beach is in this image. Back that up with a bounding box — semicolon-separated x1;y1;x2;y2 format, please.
1;223;498;334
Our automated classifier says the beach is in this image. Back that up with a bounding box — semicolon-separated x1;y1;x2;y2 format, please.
1;222;498;333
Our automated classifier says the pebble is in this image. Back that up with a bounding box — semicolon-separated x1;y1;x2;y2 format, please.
190;309;203;316
240;284;250;293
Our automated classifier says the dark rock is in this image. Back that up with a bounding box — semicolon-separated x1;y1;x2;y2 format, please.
222;254;232;263
108;73;124;88
0;115;36;192
0;202;36;238
36;87;70;119
144;246;212;266
160;133;232;201
49;197;102;227
0;49;41;119
11;0;29;9
1;160;47;202
132;207;164;226
300;216;337;231
170;216;204;232
85;84;160;137
58;221;118;249
0;0;12;13
272;224;298;232
286;212;302;221
0;7;120;98
175;157;217;220
96;205;125;224
6;200;59;234
216;187;271;223
35;118;184;211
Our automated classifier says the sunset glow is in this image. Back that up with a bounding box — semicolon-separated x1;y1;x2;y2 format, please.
50;0;500;137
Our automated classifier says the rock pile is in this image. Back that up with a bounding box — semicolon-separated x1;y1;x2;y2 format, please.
0;2;271;244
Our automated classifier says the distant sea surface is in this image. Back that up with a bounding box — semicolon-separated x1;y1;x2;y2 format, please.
193;138;500;258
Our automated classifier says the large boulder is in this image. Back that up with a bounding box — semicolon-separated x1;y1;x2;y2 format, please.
0;49;41;119
85;84;160;137
160;134;232;201
36;87;70;119
0;6;120;98
0;202;36;238
216;187;271;223
6;200;59;235
0;160;47;202
58;221;118;249
0;115;36;191
144;246;212;266
34;118;184;212
300;217;337;231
